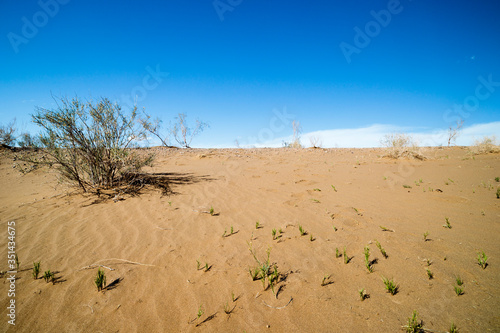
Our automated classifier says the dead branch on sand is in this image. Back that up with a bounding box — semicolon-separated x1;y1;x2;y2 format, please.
80;258;155;271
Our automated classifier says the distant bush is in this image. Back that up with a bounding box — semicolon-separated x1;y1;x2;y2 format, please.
309;136;322;148
17;132;39;148
0;120;16;146
283;120;303;148
30;96;154;193
140;112;208;148
469;136;499;155
380;133;425;159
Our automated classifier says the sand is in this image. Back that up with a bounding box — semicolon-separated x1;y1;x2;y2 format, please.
1;146;499;332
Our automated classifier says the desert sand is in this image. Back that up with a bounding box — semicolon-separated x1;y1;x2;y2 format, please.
1;146;499;332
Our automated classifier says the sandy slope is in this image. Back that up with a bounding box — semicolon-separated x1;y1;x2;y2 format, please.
1;146;499;332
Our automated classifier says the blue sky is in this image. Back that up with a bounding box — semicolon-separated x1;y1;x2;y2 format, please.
1;0;499;147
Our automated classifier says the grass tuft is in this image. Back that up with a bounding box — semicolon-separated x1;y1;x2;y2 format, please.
343;246;351;264
382;277;398;295
449;322;458;333
454;285;464;296
321;274;332;286
359;288;368;301
95;268;106;291
477;251;488;269
426;269;433;280
43;270;54;283
404;310;423;333
375;240;388;259
32;261;41;280
443;217;452;229
298;225;307;236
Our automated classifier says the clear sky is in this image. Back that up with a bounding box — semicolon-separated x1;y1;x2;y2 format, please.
1;0;499;148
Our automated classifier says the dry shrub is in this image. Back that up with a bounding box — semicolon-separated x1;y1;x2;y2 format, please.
283;120;303;148
380;133;425;160
0;120;16;146
469;136;499;155
28;96;155;194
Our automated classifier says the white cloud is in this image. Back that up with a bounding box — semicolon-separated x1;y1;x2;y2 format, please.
245;121;500;148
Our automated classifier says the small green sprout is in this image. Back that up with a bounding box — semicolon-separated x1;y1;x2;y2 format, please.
423;231;429;241
455;276;463;286
223;302;235;315
335;247;341;258
321;274;332;286
404;311;423;333
449;322;458;333
32;261;41;280
343;246;350;264
197;305;204;319
255;221;261;229
375;240;388;259
298;225;307;236
209;206;215;216
43;270;54;283
332;225;337;231
477;251;488;269
426;269;433;280
331;185;337;191
359;288;368;301
443;217;452;229
249;267;260;280
382;277;398;295
95;268;106;291
454;285;464;296
379;226;394;232
313;188;321;191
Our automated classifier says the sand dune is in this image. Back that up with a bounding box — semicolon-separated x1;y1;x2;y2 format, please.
1;146;499;332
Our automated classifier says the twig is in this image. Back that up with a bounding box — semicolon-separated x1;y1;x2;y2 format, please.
79;258;155;271
80;264;115;271
262;297;293;309
156;226;173;230
83;304;94;314
400;326;444;333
